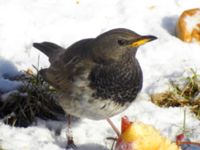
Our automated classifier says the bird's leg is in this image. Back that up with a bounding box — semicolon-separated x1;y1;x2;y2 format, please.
106;118;120;150
106;118;120;137
66;114;77;149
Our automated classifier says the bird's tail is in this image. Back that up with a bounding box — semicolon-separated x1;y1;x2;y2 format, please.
33;42;64;58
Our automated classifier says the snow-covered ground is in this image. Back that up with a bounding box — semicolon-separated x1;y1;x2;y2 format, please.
0;0;200;150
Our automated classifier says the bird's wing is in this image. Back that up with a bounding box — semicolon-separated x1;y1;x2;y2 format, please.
33;39;94;91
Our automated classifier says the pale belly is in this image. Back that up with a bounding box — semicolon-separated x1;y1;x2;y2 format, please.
57;74;131;120
57;87;130;120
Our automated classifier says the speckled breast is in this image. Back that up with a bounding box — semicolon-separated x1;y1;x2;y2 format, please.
57;61;143;120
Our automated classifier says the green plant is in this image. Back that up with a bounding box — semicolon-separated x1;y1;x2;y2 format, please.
151;69;200;120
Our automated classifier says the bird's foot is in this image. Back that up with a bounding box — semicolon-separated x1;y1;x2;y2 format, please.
106;137;118;150
66;136;77;150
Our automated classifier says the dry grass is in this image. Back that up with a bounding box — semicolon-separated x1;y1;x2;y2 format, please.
151;69;200;120
0;67;65;127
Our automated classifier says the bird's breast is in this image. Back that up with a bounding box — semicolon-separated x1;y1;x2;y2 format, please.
89;61;143;105
57;60;143;120
57;70;132;120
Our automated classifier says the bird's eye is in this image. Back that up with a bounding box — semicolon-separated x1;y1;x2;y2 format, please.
117;39;128;46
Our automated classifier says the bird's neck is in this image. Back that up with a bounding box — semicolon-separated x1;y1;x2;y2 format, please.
118;49;137;67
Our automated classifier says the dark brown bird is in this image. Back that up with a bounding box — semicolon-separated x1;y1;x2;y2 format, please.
33;28;157;148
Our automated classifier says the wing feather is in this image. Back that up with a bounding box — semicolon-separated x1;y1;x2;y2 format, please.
34;39;94;91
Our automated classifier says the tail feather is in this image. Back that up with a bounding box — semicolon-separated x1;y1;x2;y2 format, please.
33;42;63;58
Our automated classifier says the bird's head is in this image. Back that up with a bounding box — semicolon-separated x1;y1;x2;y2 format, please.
91;28;157;64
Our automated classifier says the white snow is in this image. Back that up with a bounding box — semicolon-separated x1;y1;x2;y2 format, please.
0;58;22;92
0;0;200;150
185;10;200;33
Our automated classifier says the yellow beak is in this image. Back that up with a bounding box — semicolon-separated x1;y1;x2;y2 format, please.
131;35;157;47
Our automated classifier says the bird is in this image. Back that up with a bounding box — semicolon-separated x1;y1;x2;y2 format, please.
33;28;157;148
